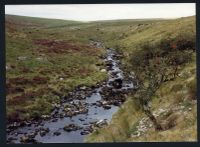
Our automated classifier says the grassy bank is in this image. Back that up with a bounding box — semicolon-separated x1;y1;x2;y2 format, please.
86;63;196;142
6;15;107;122
86;16;197;142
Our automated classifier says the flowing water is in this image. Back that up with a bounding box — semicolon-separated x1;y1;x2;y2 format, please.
7;46;137;143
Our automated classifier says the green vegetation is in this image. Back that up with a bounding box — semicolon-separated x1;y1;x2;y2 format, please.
6;14;196;141
86;16;196;142
6;15;107;122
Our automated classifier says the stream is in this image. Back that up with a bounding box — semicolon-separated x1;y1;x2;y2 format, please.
6;44;137;143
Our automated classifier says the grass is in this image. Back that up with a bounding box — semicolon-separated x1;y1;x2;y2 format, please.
6;14;196;142
86;16;196;142
6;14;107;122
86;61;197;142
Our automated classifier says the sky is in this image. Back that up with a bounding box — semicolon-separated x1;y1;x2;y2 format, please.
5;4;195;22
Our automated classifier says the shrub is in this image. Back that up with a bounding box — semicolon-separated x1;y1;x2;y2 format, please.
129;35;194;131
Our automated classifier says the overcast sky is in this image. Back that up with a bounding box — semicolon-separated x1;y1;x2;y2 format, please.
5;4;195;21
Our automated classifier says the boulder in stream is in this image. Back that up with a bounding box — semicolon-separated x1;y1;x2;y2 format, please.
20;135;37;143
53;131;61;136
39;127;50;137
103;105;111;110
111;78;123;89
63;124;82;132
95;119;108;128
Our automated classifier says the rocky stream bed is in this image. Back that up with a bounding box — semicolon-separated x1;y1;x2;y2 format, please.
6;43;138;143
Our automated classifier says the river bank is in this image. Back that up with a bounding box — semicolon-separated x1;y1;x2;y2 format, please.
7;43;138;143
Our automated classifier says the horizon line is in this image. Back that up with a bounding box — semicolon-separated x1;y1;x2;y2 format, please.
5;14;196;23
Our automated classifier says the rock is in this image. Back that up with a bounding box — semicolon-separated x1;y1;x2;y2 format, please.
113;54;123;59
81;125;93;135
103;105;111;110
80;86;87;90
6;65;11;71
59;113;65;118
39;128;50;137
59;77;64;81
80;131;90;135
53;131;61;136
7;140;15;144
149;124;153;128
53;110;59;115
52;118;58;122
113;101;121;106
40;123;45;127
86;126;93;131
180;106;185;109
63;124;82;132
7;137;17;142
189;108;192;111
106;66;113;71
95;63;103;66
89;120;98;125
91;102;96;106
79;107;88;114
41;115;50;120
79;118;85;121
7;122;21;130
95;119;108;128
36;57;44;61
17;56;27;61
100;69;106;72
111;78;123;89
14;132;18;136
111;71;119;76
28;132;38;138
65;110;77;117
101;100;108;105
20;135;37;143
106;62;113;67
6;128;11;133
95;101;102;107
25;121;32;127
40;130;47;137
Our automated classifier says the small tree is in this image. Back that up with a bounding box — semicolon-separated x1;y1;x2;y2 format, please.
137;58;166;130
130;39;193;130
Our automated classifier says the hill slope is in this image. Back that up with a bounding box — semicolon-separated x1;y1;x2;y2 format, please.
6;15;196;142
6;15;107;122
86;16;197;142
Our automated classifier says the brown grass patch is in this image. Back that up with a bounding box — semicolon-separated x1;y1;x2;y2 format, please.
32;76;49;84
77;68;92;76
8;77;31;85
6;83;25;95
33;39;101;55
7;95;26;105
